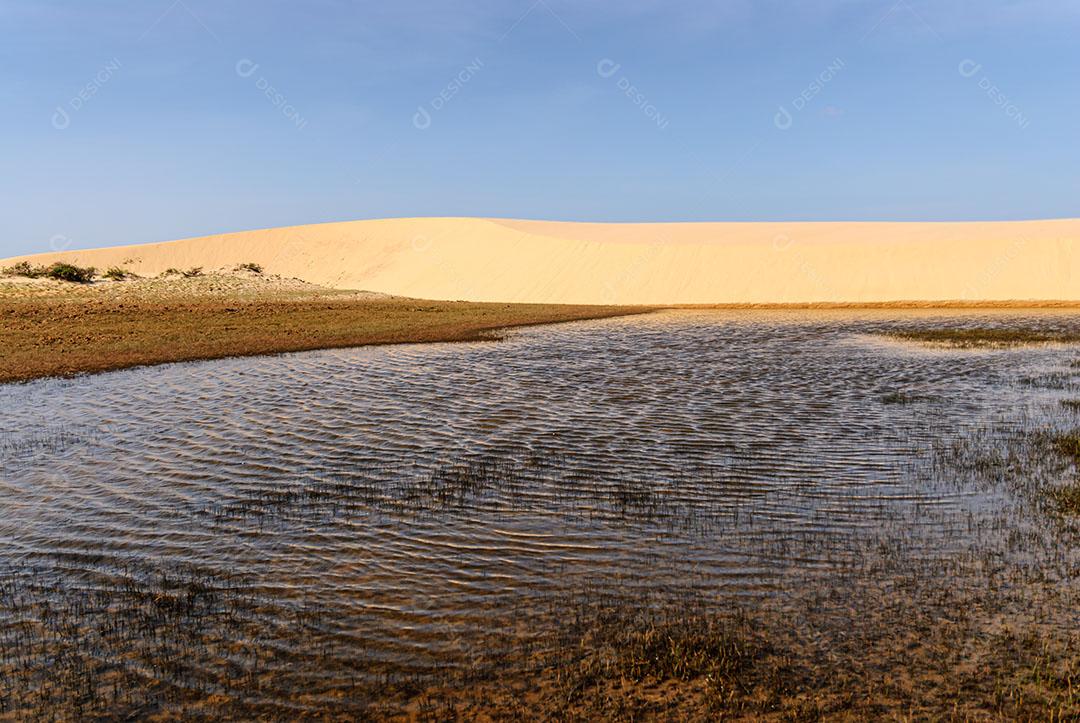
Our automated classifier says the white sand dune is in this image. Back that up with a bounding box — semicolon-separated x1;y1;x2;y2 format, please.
4;217;1079;304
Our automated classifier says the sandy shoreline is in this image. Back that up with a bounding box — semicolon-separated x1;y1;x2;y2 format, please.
5;271;1080;384
4;216;1079;305
0;274;654;384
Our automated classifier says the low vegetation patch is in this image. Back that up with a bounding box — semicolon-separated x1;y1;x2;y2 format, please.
570;607;760;686
3;261;97;282
45;263;96;283
882;391;913;404
881;390;933;405
887;328;1080;347
406;590;1079;721
1020;372;1075;390
2;261;43;278
235;262;263;274
102;266;132;281
2;261;96;283
181;267;204;278
1036;430;1080;515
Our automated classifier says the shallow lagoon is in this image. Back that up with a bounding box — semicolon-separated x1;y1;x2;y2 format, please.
2;310;1078;716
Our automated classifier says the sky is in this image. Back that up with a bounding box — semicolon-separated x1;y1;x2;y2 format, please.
2;0;1078;257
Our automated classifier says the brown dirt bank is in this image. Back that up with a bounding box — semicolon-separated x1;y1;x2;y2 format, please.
0;276;655;384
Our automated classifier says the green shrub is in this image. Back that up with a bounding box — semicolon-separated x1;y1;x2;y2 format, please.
44;262;95;283
103;267;130;280
2;261;46;278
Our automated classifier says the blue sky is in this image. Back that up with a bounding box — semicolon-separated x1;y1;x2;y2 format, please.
2;0;1078;256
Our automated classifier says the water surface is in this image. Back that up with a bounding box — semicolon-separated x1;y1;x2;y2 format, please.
2;309;1077;713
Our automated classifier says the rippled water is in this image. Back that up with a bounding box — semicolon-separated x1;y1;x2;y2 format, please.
2;309;1078;714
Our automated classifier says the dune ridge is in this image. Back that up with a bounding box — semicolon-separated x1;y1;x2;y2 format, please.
4;217;1079;304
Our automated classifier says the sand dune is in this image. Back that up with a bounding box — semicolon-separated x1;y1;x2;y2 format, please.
4;217;1079;304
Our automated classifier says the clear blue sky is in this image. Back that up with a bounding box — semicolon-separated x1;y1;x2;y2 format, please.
3;0;1078;257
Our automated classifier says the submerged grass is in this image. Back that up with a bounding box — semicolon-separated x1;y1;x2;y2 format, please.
880;390;937;405
1049;482;1080;515
0;562;365;720
4;561;1076;721
1052;430;1080;459
405;585;1080;721
197;452;724;537
3;417;1079;720
1042;430;1080;514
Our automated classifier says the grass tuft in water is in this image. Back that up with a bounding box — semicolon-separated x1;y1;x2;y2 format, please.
573;607;759;684
882;391;918;404
1020;373;1075;390
1052;430;1080;460
1049;481;1080;516
887;328;1080;348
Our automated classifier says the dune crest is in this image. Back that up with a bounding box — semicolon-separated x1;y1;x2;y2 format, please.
4;217;1078;304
